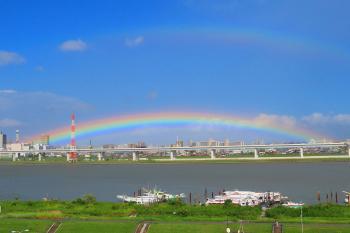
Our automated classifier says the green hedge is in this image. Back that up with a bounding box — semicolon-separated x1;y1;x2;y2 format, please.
266;204;350;218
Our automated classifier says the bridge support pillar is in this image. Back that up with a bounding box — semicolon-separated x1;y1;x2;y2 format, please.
132;152;137;161
254;149;258;159
348;148;350;157
12;153;17;162
66;153;70;162
97;153;102;161
210;150;215;159
300;148;304;158
38;154;42;162
170;151;175;160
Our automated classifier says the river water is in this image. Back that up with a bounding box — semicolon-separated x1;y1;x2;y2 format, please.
0;162;349;203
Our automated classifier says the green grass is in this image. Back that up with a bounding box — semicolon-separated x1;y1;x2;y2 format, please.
56;221;136;233
284;225;350;233
0;200;261;221
266;204;350;219
148;223;270;233
0;218;52;233
2;219;350;233
3;200;350;223
148;223;350;233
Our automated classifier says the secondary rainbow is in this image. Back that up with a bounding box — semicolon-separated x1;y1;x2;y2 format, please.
28;111;324;143
148;26;348;61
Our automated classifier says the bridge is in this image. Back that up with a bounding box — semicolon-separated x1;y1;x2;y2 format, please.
0;142;349;162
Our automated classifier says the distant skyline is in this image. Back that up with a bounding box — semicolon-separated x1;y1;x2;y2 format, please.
1;0;350;144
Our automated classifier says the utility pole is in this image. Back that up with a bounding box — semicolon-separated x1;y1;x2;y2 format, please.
301;206;304;233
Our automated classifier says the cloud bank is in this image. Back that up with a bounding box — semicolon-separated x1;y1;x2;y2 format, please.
0;90;92;140
303;113;350;125
59;39;87;51
125;36;144;47
0;118;22;127
0;51;25;66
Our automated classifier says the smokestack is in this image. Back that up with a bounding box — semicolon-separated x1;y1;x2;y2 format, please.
69;113;77;161
16;130;19;143
71;113;76;148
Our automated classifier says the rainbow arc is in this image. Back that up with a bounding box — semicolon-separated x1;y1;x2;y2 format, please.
28;111;324;143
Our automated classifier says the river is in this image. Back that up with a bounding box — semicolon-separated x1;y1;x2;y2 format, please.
0;162;349;203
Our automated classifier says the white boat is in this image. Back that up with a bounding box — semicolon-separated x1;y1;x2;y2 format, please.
117;188;185;205
206;190;287;207
343;191;350;203
282;201;304;208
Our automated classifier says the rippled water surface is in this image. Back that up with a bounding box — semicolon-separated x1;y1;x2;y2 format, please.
0;162;349;203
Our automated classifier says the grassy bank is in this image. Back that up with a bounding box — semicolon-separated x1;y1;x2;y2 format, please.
56;221;136;233
1;199;350;223
1;200;350;232
148;222;350;233
0;218;52;232
2;219;350;233
0;198;260;221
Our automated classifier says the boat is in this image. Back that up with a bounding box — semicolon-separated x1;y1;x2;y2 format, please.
117;188;185;204
206;190;288;207
343;191;350;203
282;201;304;208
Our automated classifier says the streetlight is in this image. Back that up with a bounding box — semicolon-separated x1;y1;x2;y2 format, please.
226;215;230;233
300;206;304;233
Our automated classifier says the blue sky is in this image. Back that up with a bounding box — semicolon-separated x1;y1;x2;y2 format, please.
1;0;350;144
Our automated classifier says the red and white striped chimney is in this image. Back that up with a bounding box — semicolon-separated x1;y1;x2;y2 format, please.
69;113;77;160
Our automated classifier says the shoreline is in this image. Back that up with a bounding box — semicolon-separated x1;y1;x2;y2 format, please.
0;155;349;165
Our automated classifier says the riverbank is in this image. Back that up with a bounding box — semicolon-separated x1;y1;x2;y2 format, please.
1;199;349;223
0;154;350;165
1;200;350;232
4;218;350;233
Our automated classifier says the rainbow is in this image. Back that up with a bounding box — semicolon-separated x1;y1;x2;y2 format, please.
28;111;324;143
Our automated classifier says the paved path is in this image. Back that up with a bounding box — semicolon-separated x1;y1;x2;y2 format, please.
135;222;150;233
46;222;61;233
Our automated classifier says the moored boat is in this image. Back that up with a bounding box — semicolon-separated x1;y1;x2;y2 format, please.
282;201;304;208
205;190;288;207
117;188;185;204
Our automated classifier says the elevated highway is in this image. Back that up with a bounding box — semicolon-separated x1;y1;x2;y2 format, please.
0;142;349;161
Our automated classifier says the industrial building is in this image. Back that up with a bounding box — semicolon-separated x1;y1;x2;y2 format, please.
33;134;50;145
0;131;7;149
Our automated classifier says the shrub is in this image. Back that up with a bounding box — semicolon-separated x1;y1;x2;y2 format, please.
72;198;85;205
72;194;97;205
224;199;233;208
83;194;96;204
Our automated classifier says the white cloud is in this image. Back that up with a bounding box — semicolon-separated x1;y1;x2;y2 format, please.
0;90;92;141
253;113;297;128
0;89;17;94
0;90;91;113
334;114;350;123
35;65;44;72
59;39;87;52
302;113;330;124
303;113;350;125
0;118;22;127
0;51;25;66
125;36;144;47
